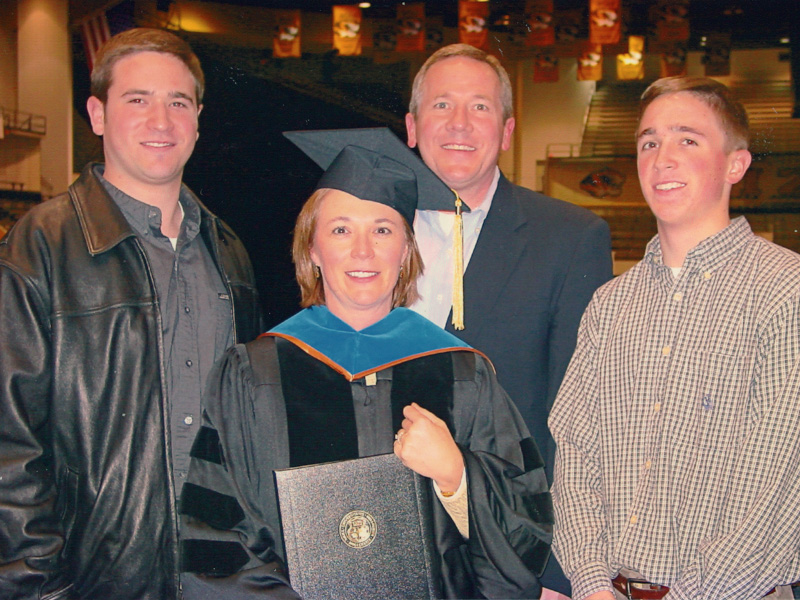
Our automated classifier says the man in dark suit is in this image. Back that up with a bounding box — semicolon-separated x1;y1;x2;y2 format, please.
405;43;613;597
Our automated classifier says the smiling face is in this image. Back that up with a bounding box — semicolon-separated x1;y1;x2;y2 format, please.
405;56;514;208
636;91;751;244
310;190;409;330
87;51;201;201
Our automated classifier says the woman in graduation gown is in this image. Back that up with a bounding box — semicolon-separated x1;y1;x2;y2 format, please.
179;129;553;599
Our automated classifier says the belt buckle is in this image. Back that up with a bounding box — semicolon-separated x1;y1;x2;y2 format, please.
626;578;666;599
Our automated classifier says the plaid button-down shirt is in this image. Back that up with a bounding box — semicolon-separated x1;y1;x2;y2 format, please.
550;217;800;600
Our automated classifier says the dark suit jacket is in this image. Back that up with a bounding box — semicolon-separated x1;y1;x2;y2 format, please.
446;174;612;479
443;175;612;595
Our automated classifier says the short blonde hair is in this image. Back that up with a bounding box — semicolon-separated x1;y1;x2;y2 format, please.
292;188;423;309
409;43;513;122
639;76;750;152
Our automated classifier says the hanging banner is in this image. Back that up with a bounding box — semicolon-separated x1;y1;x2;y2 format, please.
458;0;489;50
555;8;583;57
653;0;689;43
373;18;397;64
525;0;555;47
333;5;362;56
426;15;444;51
533;50;559;82
589;0;621;45
617;35;645;80
273;9;301;58
504;9;532;55
660;44;687;77
578;42;603;81
703;33;731;77
396;3;425;52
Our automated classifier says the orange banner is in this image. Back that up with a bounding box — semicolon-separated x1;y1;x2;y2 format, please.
458;0;489;50
333;5;362;56
533;50;559;82
660;44;687;77
616;35;644;80
525;0;555;47
578;42;603;81
703;33;731;77
590;0;621;45
653;0;689;43
396;2;425;52
273;9;301;58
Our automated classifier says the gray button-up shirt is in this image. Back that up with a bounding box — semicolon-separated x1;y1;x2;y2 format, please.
99;169;233;495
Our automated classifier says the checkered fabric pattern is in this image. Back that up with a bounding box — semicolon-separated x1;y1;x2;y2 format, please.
550;217;800;600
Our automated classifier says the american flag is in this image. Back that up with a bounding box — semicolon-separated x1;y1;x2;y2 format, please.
79;0;136;71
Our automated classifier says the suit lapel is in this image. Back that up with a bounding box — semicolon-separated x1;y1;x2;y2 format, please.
447;175;529;337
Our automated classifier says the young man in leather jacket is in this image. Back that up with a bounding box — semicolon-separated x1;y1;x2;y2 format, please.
0;28;262;599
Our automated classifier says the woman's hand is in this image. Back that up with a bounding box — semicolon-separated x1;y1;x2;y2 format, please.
393;402;464;493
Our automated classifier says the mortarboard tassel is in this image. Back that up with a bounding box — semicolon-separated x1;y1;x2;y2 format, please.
451;191;465;330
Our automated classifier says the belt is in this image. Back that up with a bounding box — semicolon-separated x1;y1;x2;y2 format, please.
612;574;797;599
611;574;669;600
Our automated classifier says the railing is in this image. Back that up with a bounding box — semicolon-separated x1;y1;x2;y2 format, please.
0;180;25;191
1;107;47;135
546;143;582;158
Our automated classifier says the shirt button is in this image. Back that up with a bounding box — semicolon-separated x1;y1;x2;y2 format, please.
185;359;193;367
673;292;683;301
653;402;662;412
661;346;671;356
644;460;652;469
703;271;712;280
184;306;191;313
184;415;193;425
630;514;638;524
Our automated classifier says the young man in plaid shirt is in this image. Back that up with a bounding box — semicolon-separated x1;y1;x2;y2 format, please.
550;77;800;600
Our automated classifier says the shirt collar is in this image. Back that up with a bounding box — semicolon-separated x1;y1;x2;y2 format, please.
95;165;202;242
645;216;753;276
416;166;499;235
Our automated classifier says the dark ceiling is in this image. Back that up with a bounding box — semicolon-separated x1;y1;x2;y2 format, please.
69;0;798;50
211;0;797;47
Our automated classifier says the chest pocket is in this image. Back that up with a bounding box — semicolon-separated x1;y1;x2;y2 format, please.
691;350;745;451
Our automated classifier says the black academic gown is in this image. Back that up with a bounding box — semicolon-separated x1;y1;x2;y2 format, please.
180;308;553;599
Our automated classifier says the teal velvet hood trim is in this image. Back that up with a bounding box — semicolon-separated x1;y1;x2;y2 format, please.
265;306;474;380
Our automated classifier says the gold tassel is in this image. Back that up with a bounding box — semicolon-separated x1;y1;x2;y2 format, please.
451;191;465;330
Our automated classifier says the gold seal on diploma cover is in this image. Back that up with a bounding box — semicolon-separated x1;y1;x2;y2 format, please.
339;510;378;549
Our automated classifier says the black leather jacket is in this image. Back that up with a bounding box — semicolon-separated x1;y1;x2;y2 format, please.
0;164;263;599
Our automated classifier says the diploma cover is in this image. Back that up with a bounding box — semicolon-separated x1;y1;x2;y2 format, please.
274;453;440;599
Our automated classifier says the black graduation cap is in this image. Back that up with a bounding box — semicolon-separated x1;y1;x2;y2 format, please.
283;127;469;227
284;127;470;330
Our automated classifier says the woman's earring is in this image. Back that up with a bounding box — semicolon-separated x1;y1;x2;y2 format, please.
314;265;321;279
399;265;404;279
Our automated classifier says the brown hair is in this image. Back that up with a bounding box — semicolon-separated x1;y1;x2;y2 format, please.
91;28;205;104
293;189;423;309
409;43;513;122
639;76;750;151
